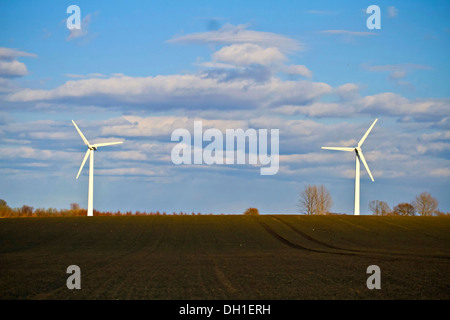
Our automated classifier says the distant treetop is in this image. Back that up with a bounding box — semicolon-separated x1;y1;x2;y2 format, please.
244;208;259;215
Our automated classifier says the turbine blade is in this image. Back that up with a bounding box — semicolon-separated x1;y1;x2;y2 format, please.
72;120;90;146
91;141;123;148
358;118;378;147
76;149;91;179
358;150;374;182
321;147;354;152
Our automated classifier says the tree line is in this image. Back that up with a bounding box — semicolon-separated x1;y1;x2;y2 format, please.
368;191;446;216
1;189;448;217
0;200;217;218
298;185;448;216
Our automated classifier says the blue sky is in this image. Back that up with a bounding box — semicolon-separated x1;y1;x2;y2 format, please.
0;0;449;214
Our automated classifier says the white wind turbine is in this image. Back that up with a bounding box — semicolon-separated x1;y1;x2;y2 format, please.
322;119;378;215
72;120;123;216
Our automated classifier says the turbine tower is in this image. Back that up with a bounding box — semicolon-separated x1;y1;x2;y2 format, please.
322;119;378;215
72;120;123;216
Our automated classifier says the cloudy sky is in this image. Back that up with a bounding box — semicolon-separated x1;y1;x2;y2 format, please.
1;0;449;214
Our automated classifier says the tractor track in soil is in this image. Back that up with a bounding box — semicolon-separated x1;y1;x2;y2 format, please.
257;216;450;261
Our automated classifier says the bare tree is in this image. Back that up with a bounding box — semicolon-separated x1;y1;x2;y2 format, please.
299;185;317;215
21;205;34;217
298;184;332;215
70;203;80;211
316;185;333;215
369;200;391;215
0;199;7;208
393;202;415;216
413;192;438;216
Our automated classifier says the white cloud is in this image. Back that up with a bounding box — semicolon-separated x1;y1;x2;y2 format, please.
363;63;432;73
213;43;286;66
279;152;343;164
387;6;399;18
6;74;331;111
0;146;73;161
360;93;450;118
0;48;36;78
96;167;158;177
306;10;339;15
334;83;359;100
0;77;19;92
321;30;377;36
430;168;450;177
282;65;312;78
67;13;92;41
250;117;330;138
183;27;311;81
389;70;406;80
168;23;303;52
416;142;450;154
109;151;147;161
0;48;37;60
28;131;74;140
197;61;237;69
65;73;107;79
0;60;28;77
274;90;450;120
100;115;248;138
363;63;432;82
274;102;351;117
419;131;450;142
4;27;320;112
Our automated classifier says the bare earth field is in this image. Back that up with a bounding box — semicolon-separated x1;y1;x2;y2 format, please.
0;215;449;300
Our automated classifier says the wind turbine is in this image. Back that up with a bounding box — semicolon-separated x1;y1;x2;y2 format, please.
322;119;378;215
72;120;123;216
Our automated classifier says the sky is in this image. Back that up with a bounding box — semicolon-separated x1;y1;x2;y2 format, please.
0;0;449;215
